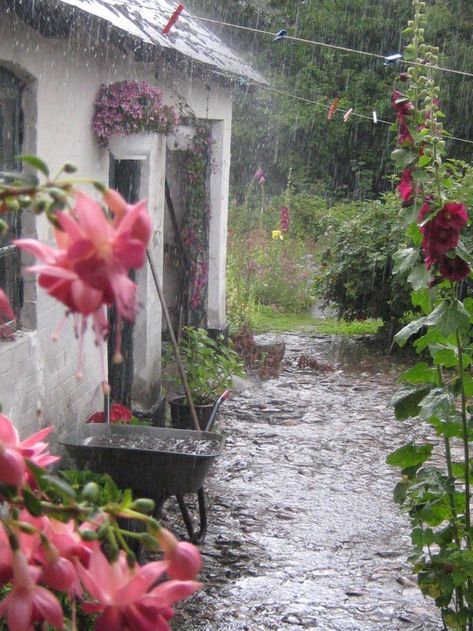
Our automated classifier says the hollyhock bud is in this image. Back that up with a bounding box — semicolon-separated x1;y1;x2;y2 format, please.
156;528;202;580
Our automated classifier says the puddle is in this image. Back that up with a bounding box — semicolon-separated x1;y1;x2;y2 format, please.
166;333;441;630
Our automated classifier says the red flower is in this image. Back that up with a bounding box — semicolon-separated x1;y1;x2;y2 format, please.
397;169;414;203
438;256;470;281
87;403;133;424
0;289;15;338
279;207;290;232
391;91;414;116
419;201;468;264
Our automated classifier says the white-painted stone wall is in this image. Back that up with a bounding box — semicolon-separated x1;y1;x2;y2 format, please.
0;8;232;440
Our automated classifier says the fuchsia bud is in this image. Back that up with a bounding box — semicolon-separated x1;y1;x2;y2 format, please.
156;527;202;580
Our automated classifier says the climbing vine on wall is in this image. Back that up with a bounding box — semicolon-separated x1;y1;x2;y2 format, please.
181;122;213;327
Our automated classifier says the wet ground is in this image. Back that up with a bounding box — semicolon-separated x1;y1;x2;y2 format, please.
169;333;441;630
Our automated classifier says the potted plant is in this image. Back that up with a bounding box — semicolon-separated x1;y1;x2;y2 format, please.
93;80;178;159
167;327;244;431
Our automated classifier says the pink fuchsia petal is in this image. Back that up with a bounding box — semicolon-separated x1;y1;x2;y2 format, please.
19;427;53;449
0;289;15;322
115;199;151;246
112;237;147;269
0;414;20;447
165;542;202;581
2;589;33;631
30;585;64;630
0;446;26;487
148;579;202;607
13;239;59;265
70;279;104;315
115;561;169;604
72;192;113;243
103;188;128;222
40;556;77;593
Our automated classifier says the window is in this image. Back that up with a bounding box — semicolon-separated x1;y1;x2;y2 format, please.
0;68;23;324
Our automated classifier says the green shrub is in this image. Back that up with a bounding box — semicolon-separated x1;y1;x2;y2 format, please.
316;193;412;329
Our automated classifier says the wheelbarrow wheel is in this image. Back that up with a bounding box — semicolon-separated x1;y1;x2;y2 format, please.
175;487;207;544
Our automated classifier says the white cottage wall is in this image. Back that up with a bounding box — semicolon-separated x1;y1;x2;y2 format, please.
0;9;233;438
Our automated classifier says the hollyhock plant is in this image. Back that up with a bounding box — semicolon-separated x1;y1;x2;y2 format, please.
388;5;473;627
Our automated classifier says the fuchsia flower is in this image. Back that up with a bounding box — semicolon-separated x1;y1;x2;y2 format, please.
15;190;151;377
0;414;57;488
77;549;201;631
0;549;64;631
156;528;202;581
0;289;15;337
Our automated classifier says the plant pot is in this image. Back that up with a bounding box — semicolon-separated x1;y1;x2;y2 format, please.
133;396;166;427
166;125;196;151
108;133;153;160
169;396;216;431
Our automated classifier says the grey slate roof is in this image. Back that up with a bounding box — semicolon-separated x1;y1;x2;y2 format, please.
58;0;265;83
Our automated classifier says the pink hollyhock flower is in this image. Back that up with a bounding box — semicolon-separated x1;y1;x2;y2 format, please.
391;91;414;116
0;288;15;337
397;169;414;202
254;167;266;185
0;549;64;631
156;528;202;581
419;201;468;262
77;549;201;631
279;207;290;232
439;256;470;281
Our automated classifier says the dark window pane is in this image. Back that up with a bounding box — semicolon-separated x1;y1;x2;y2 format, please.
0;68;23;322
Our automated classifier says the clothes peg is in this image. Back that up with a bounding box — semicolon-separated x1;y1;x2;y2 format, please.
163;4;184;35
372;110;378;124
384;53;402;66
343;108;353;122
327;97;339;121
273;30;288;42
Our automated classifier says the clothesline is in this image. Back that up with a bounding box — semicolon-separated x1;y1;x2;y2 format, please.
188;14;473;80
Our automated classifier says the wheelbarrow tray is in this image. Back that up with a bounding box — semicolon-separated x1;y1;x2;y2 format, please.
60;424;224;503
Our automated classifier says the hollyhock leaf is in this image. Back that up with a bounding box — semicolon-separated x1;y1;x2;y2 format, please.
394;316;427;347
392;385;432;420
386;443;433;468
411;287;433;316
419;388;455;422
463;297;473;319
393;248;418;274
417;155;432;168
406;222;423;248
399;362;440;386
461;375;473;397
391;148;418;168
455;242;472;266
408;264;431;290
432;347;458;368
426;300;470;337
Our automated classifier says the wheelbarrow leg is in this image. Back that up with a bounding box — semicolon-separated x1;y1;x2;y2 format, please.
175;487;207;544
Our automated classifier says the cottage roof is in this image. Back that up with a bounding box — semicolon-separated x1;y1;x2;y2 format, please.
53;0;265;84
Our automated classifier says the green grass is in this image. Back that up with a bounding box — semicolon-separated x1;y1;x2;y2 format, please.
252;306;382;336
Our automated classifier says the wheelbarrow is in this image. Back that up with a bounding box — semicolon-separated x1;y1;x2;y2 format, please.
60;391;229;544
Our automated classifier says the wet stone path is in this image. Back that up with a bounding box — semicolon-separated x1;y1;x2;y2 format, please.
171;334;441;630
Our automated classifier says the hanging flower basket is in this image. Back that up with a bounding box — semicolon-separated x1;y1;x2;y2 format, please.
93;80;179;149
108;133;154;160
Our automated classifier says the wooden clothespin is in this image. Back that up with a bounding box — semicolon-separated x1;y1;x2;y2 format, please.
327;97;339;121
163;4;184;35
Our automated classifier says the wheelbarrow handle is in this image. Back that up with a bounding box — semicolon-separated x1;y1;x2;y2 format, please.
204;390;230;433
